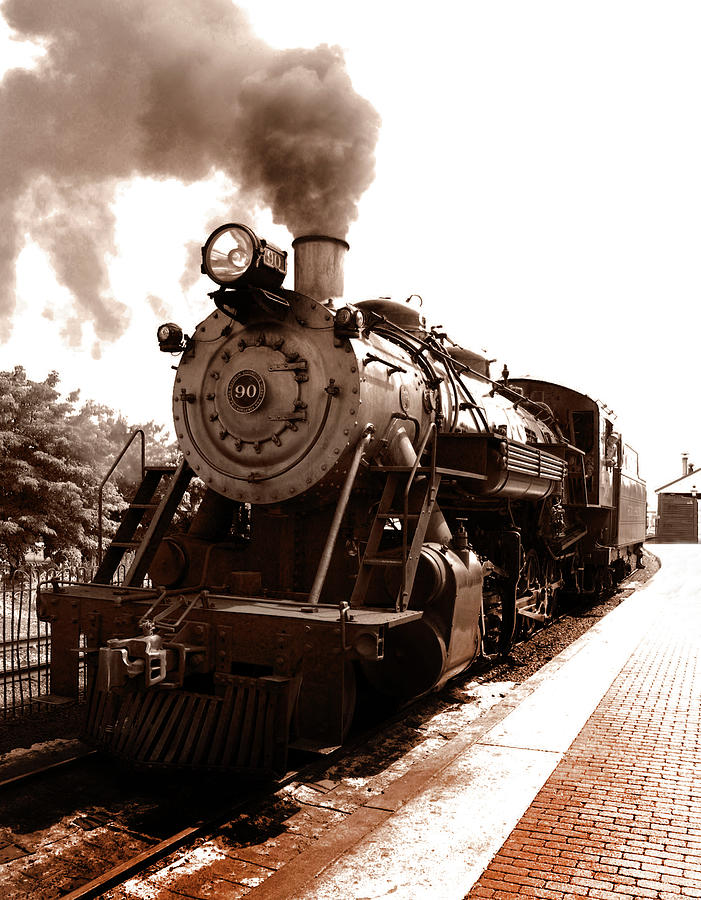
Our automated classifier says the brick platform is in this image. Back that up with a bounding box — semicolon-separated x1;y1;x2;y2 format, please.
468;548;701;899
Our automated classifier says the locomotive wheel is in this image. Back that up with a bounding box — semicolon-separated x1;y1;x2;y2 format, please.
516;550;542;639
479;579;503;658
611;559;627;583
594;565;614;597
542;555;561;619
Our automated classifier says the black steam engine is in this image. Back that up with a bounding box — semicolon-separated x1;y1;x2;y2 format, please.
38;224;646;774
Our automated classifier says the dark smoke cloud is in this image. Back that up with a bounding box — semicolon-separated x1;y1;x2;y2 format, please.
0;0;380;344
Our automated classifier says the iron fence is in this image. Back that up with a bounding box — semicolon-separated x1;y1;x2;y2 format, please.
0;564;126;719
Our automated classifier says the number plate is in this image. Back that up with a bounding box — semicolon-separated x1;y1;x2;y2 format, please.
227;369;266;413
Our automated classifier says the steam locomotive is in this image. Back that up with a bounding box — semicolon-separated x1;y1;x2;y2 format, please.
38;223;646;774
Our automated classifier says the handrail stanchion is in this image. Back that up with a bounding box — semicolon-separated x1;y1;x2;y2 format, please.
308;425;375;607
97;429;145;563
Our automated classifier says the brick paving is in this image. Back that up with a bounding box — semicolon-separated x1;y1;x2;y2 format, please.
466;581;701;899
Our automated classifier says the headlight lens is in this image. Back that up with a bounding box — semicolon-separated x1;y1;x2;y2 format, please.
201;223;287;290
204;225;255;284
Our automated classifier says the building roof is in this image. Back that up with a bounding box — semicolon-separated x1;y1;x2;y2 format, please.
656;469;701;494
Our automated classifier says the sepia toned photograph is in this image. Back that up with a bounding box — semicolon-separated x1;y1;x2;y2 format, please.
0;2;699;898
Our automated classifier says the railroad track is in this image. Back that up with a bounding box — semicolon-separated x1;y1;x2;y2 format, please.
0;667;497;900
0;718;380;900
60;762;313;900
0;745;97;791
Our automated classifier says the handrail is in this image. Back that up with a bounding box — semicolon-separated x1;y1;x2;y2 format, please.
400;422;437;609
308;425;375;607
97;429;146;562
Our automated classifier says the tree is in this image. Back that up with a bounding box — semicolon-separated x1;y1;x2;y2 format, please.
0;367;175;569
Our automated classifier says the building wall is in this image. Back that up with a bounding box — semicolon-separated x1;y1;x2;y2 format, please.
657;493;699;543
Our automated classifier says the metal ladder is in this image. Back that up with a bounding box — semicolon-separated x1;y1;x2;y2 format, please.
351;425;441;611
94;437;192;586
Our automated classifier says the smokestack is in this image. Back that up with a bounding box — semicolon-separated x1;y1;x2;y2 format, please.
292;235;349;302
682;453;689;476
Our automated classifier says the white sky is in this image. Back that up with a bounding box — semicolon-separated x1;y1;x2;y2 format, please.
1;1;700;502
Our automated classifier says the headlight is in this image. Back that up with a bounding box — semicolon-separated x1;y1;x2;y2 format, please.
201;223;287;290
205;225;254;283
334;306;365;336
157;322;184;352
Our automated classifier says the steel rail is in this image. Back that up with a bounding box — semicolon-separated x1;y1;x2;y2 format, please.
0;748;97;791
0;660;48;683
58;757;323;900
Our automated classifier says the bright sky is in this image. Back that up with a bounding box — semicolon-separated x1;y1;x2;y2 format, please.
1;1;700;502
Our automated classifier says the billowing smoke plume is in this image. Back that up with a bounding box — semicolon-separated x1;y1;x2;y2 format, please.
0;0;380;344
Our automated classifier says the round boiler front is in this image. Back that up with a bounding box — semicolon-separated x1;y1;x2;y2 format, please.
172;299;364;504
